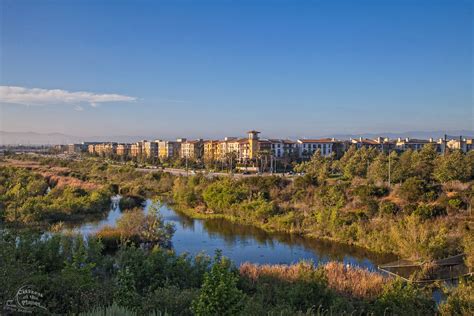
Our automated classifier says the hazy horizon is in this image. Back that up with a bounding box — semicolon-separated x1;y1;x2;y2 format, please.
1;0;473;137
2;129;474;146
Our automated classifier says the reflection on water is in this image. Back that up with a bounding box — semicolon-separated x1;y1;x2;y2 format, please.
74;199;396;270
73;195;122;235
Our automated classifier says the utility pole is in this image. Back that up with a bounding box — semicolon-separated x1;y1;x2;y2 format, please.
270;155;274;174
185;153;188;176
444;134;448;156
388;151;391;188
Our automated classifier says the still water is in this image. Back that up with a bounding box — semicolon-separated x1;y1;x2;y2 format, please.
74;198;395;270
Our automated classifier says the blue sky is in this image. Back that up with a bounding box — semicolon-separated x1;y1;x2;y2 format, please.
0;0;472;139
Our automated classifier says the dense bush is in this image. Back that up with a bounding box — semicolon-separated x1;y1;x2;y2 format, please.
373;280;435;315
413;203;447;220
439;279;474;315
379;201;399;216
0;166;112;224
192;251;245;315
398;177;428;202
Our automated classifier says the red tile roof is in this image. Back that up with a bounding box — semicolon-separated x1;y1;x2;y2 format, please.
298;138;335;143
353;138;379;145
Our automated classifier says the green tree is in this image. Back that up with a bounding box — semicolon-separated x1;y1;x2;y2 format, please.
413;144;438;181
367;152;388;182
394;149;415;183
340;146;378;179
434;150;470;182
114;267;141;310
192;251;244;316
202;180;247;214
294;149;329;183
466;151;474;179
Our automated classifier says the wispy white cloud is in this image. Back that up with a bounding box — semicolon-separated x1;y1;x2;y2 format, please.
0;86;137;108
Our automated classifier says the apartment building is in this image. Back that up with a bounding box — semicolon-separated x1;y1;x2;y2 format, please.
395;138;438;151
181;139;204;159
297;138;338;159
116;143;131;157
268;139;298;159
79;131;473;165
68;143;85;154
130;142;143;158
158;139;183;159
85;142;106;155
215;137;237;161
203;140;220;162
88;144;96;155
143;141;159;159
350;137;382;150
209;132;258;162
94;142;117;156
444;138;474;153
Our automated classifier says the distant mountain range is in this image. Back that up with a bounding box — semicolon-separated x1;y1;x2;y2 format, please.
1;130;473;145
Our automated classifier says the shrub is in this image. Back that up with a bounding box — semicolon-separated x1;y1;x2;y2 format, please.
447;198;463;212
202;180;247;214
373;280;435;315
463;232;474;270
119;196;144;210
192;251;244;316
439;279;474;316
398;177;426;202
403;203;418;215
241;195;277;222
379;201;399;216
238;262;345;311
413;203;446;220
79;302;159;316
144;286;198;316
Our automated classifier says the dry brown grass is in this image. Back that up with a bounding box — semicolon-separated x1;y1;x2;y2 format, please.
240;261;315;282
43;173;102;190
96;225;122;239
442;180;471;192
239;261;389;300
2;159;102;190
322;262;387;300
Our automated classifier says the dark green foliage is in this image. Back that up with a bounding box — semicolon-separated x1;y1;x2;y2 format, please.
144;286;198;316
294;150;331;184
398;177;429;202
119;195;144;210
413;203;447;220
201;179;248;214
379;201;399;216
353;184;388;200
0;231;112;314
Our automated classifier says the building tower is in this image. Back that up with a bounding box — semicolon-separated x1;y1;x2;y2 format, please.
248;130;260;160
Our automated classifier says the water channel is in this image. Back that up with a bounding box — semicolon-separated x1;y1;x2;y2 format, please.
73;197;396;270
